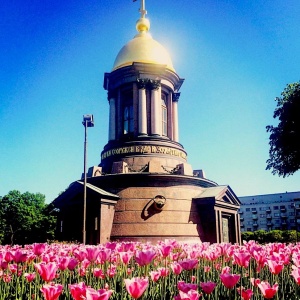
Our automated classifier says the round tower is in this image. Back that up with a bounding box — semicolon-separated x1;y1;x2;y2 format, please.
100;3;186;175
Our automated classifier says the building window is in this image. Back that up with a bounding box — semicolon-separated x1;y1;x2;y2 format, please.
260;220;266;225
247;221;253;225
246;208;250;212
274;213;280;217
161;96;167;136
123;105;133;134
260;214;266;218
273;206;279;210
289;212;295;216
247;228;252;231
260;207;269;211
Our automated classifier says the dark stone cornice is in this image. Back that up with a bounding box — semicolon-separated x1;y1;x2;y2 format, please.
173;92;181;102
136;78;148;89
108;90;117;100
103;63;185;92
88;173;218;191
148;79;161;90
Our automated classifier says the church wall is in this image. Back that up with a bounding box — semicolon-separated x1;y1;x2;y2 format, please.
109;184;207;242
100;204;115;244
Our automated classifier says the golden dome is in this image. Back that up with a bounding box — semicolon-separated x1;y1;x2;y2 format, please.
112;11;175;72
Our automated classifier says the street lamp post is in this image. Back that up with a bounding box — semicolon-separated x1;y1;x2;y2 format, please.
82;114;94;245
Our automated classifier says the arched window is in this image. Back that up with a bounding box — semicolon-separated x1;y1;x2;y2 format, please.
161;96;167;136
123;104;133;134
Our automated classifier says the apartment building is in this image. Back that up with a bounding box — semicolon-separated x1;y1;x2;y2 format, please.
239;191;300;232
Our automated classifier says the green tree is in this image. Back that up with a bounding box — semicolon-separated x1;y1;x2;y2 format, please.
241;231;254;242
0;190;57;245
282;230;297;243
253;229;267;243
266;230;283;243
266;81;300;177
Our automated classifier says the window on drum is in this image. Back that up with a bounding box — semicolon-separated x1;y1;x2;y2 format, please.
161;97;167;136
123;105;133;134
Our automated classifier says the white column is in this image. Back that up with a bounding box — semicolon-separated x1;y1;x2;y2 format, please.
138;85;147;135
151;89;161;135
172;93;180;142
151;85;161;135
108;97;116;141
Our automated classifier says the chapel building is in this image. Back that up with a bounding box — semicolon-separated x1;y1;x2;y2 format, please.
53;1;241;245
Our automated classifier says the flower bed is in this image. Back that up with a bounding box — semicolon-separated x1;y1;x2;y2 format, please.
0;240;300;299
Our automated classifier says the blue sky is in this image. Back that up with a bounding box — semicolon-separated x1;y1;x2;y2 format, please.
1;0;300;203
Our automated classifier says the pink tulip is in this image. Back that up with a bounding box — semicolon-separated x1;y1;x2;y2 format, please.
9;264;18;274
220;273;240;289
85;287;113;300
107;265;117;278
69;282;87;300
237;287;253;300
267;260;284;275
250;278;261;287
221;266;231;274
150;270;161;282
33;243;47;256
171;262;183;275
233;251;251;268
293;254;300;267
2;274;12;283
200;281;217;294
203;266;211;273
67;258;78;271
13;249;27;264
94;268;105;279
0;257;8;270
86;246;101;263
177;281;198;293
73;249;87;262
119;251;133;265
116;241;136;252
58;257;70;271
40;283;63;300
127;267;134;275
177;290;201;300
97;249;112;264
78;266;86;277
35;262;58;282
4;251;14;262
170;252;180;261
257;281;278;299
158;267;169;277
106;241;118;251
178;259;198;271
82;258;90;269
24;272;36;282
158;244;172;258
291;265;300;284
135;250;156;266
205;250;221;261
252;250;267;269
124;277;149;299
